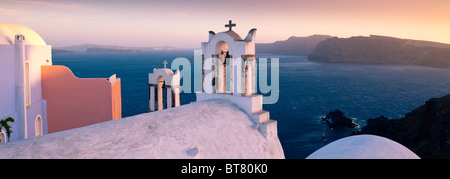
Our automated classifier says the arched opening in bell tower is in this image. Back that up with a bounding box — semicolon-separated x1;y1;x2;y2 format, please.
156;76;167;111
216;41;228;64
148;67;181;112
215;41;229;93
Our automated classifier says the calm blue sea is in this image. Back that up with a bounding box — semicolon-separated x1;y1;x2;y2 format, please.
53;51;450;159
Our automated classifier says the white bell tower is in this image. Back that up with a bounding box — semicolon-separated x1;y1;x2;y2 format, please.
201;20;257;96
196;21;279;142
148;61;181;112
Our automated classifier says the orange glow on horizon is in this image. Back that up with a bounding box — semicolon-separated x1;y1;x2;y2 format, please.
0;0;449;48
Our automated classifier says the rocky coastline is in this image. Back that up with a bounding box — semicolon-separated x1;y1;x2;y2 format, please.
352;94;450;159
321;109;359;128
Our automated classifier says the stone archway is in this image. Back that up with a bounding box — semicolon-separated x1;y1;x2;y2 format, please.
216;40;228;64
215;41;230;93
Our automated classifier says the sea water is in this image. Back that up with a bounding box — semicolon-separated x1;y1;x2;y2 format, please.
53;51;450;158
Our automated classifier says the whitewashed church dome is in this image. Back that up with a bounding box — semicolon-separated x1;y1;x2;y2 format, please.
0;22;46;45
306;134;420;159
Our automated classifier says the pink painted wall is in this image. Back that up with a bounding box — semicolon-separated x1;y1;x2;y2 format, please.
41;65;121;133
111;77;122;120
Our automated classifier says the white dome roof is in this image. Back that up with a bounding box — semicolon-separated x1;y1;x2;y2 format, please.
0;22;46;45
307;134;420;159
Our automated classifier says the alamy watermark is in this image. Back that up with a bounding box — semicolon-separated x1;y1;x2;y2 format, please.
168;50;279;104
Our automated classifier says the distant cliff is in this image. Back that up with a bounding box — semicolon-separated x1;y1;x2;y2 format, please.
309;35;450;68
52;49;74;55
256;35;333;55
353;94;450;159
86;47;141;53
54;44;176;53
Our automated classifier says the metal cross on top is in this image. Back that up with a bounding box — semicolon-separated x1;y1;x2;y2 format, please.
225;20;236;31
163;60;168;68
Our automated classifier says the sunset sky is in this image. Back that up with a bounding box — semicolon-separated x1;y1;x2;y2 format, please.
1;0;449;49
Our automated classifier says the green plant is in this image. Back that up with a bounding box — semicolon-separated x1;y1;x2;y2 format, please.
0;117;14;143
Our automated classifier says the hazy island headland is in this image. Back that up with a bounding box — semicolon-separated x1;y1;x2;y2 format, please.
308;35;450;69
54;35;450;69
256;34;450;69
52;44;176;54
255;34;450;68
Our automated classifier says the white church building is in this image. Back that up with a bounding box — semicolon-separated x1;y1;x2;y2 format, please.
0;22;121;144
0;23;51;142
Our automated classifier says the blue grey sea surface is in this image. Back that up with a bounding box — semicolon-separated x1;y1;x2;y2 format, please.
53;51;450;158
